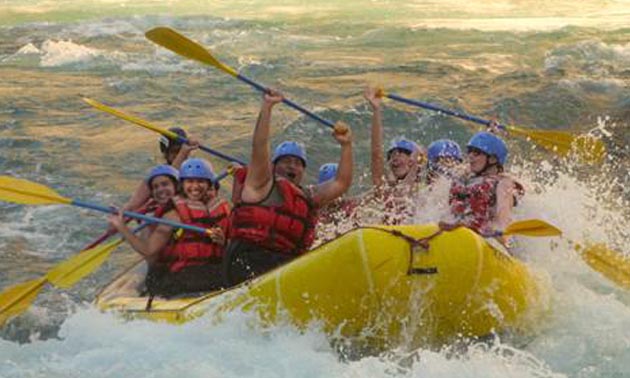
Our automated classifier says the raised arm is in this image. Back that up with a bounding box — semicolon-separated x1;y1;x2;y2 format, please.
241;90;284;203
364;87;385;189
315;123;353;205
171;135;200;169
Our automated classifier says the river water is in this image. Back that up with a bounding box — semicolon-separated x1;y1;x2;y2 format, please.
0;1;629;377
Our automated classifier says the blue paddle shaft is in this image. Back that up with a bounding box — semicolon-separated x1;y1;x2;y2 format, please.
173;136;246;165
386;93;506;131
236;74;335;129
71;199;209;235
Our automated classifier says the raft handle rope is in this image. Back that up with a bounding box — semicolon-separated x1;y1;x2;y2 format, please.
361;226;444;276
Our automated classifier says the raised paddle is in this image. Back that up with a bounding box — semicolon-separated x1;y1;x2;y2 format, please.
380;91;606;164
0;224;147;327
0;176;218;237
82;97;247;166
145;27;336;129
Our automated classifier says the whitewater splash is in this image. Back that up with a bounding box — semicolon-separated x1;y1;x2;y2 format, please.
2;130;629;378
1;3;629;376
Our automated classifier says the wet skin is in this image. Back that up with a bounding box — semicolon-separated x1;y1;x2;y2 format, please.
388;149;414;179
274;155;305;185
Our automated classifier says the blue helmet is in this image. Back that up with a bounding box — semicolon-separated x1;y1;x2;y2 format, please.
387;138;418;158
467;132;508;166
180;158;216;182
159;127;187;153
427;139;463;163
272;141;307;166
318;163;338;184
147;164;179;186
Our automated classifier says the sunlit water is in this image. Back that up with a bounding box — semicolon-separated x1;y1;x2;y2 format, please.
1;1;629;377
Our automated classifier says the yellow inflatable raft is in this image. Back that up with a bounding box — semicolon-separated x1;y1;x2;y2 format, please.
95;223;547;347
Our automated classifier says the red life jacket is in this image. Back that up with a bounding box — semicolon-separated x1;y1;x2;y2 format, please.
158;196;231;272
231;165;248;205
230;178;318;255
146;200;174;232
449;174;524;234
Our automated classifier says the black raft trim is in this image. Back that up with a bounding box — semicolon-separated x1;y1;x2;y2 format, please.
408;267;438;275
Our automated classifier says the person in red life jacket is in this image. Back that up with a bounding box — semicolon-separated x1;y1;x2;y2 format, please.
364;86;428;224
109;157;230;297
224;89;353;286
144;164;180;209
120;127;201;214
446;131;524;239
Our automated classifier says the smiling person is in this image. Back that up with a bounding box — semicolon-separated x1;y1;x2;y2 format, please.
120;127;200;214
224;89;353;286
364;86;427;224
447;131;524;238
109;157;230;297
142;164;180;219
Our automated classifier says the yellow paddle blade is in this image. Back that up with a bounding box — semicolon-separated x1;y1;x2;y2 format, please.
503;219;562;237
47;238;123;289
83;97;178;139
0;176;71;205
145;27;239;77
578;243;630;289
506;126;606;164
0;277;47;327
573;134;607;164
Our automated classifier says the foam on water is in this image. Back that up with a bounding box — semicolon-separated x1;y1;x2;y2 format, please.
2;137;622;378
0;306;571;378
1;5;629;377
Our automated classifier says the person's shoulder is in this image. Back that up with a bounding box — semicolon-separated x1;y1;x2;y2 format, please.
206;195;230;210
496;174;525;196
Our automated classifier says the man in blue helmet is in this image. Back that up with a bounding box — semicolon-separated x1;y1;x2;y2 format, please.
224;89;353;286
447;131;524;237
110;158;230;297
364;86;427;224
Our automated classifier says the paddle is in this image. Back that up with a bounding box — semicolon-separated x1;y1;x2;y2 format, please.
380;91;606;164
490;220;629;289
494;219;562;237
0;277;47;327
487;220;630;289
0;176;217;236
145;27;336;129
0;224;147;327
577;243;630;289
82;97;246;166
